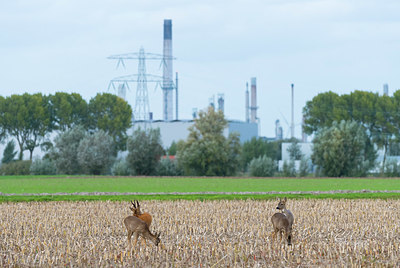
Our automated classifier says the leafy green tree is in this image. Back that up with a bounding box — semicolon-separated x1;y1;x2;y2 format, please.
50;92;88;131
126;128;164;175
87;93;132;151
176;107;241;176
312;120;376;177
50;125;86;174
167;141;178;156
0;93;52;160
0;96;7;142
77;130;115;175
373;95;396;172
287;139;302;160
2;140;17;164
240;137;281;171
303;91;347;134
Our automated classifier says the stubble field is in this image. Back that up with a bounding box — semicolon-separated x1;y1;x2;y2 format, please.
1;199;400;267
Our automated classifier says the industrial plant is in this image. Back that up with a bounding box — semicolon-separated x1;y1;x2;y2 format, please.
107;19;260;147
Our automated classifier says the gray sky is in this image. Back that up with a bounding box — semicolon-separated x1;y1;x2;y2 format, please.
1;0;399;138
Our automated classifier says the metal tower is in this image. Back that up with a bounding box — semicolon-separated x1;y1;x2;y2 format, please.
107;47;175;121
134;47;151;120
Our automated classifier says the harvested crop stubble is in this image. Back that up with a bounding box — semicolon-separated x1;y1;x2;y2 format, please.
0;200;399;267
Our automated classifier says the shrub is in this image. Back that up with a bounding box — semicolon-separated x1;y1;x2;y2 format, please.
77;130;115;175
50;125;86;174
111;158;133;176
0;160;31;175
156;158;183;176
30;158;57;175
127;128;164;175
248;155;276;177
282;160;296;177
298;157;311;177
384;159;400;177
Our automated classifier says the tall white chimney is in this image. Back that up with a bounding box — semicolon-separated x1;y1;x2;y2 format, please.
163;19;173;121
250;77;257;123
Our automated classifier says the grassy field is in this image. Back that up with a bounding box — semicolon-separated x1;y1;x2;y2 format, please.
1;200;399;266
1;176;400;201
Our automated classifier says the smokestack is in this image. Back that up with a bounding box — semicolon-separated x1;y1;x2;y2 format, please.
245;82;249;123
217;94;224;113
275;119;283;140
163;19;173;121
291;83;295;139
175;72;178;120
250;77;257;123
383;83;389;96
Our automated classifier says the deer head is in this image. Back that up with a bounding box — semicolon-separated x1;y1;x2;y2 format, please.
153;232;161;246
276;197;287;210
129;200;142;215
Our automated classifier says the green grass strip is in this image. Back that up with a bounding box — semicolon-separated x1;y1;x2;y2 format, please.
1;176;400;194
2;193;400;202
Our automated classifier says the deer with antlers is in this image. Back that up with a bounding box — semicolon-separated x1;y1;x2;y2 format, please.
123;215;161;250
128;200;153;246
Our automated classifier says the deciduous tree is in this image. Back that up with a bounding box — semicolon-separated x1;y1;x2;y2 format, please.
126;128;164;175
177;107;241;176
311;120;376;177
88;93;132;151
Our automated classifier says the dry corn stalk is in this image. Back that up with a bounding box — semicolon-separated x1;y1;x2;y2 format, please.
0;199;399;266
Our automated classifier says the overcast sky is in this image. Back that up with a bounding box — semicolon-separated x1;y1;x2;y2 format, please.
1;0;399;138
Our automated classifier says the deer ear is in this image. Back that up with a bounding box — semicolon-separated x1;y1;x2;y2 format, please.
284;197;287;202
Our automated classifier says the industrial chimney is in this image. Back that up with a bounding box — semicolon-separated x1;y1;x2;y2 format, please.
383;83;389;96
250;77;257;123
217;94;225;113
245;82;249;123
275;119;283;140
163;19;173;121
291;83;295;139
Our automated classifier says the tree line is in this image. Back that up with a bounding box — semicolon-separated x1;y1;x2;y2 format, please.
303;89;400;176
3;89;400;177
0;92;132;160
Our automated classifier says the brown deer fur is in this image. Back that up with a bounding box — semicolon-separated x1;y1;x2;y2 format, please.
130;200;152;227
123;216;160;250
271;212;292;245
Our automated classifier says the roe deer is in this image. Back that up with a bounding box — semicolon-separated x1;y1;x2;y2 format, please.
129;200;153;247
123;216;161;250
276;197;294;227
271;212;292;245
130;200;152;227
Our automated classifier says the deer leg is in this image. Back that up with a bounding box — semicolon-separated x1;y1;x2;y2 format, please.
133;232;139;249
127;230;133;249
272;228;278;243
